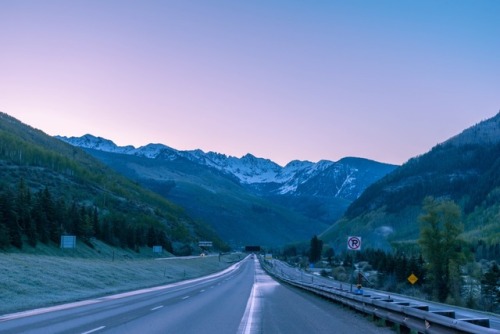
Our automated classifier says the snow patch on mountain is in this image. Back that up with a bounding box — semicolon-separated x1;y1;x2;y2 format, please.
334;167;357;197
57;134;396;199
57;135;178;160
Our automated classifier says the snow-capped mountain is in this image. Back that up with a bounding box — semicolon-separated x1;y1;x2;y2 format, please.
57;134;397;200
56;134;397;245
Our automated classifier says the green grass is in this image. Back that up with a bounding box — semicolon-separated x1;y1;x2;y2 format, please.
0;241;243;315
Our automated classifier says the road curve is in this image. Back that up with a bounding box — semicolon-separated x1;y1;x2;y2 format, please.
0;257;392;334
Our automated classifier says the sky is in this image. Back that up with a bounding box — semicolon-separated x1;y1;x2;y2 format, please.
1;1;499;166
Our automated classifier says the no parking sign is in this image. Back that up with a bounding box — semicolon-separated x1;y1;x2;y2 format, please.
347;236;361;251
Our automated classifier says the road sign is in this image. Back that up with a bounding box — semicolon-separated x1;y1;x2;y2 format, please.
347;236;361;251
408;273;418;285
60;235;76;249
198;241;213;247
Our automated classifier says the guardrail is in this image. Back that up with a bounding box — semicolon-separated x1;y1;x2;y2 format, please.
261;259;500;334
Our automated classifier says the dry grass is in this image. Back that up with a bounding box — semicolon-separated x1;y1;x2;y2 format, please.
0;241;242;315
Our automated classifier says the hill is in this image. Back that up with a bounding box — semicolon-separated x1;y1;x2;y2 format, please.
73;148;332;248
0;112;227;253
321;112;500;257
57;135;396;248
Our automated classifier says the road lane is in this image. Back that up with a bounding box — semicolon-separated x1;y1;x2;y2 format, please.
1;256;395;334
0;259;254;334
246;259;393;334
104;260;255;334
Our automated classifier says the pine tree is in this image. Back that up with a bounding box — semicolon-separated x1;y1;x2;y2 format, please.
92;207;100;240
51;198;66;244
309;235;323;264
67;202;82;237
0;191;22;248
16;179;35;246
32;190;49;244
394;253;408;282
0;221;10;249
41;187;57;243
77;206;96;242
0;193;11;248
147;226;157;247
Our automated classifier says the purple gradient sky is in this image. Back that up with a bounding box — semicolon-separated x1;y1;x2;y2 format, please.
1;1;499;166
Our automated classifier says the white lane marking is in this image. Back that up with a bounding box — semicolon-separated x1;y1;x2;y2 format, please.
238;282;257;334
0;299;102;323
182;296;190;300
200;289;206;293
81;326;106;334
238;258;279;334
151;306;164;311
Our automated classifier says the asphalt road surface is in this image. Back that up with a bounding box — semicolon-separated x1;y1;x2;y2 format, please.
270;259;500;331
0;257;392;334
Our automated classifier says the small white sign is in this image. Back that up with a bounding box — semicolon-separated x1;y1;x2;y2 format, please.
60;235;76;249
198;241;213;247
347;236;361;251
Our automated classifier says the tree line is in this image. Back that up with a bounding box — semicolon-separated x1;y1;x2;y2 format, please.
279;197;499;313
0;180;172;252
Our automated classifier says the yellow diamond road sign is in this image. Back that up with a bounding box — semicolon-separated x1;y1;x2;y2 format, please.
408;273;418;285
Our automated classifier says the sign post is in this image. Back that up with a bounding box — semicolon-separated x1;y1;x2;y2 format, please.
347;236;362;293
198;241;212;257
408;273;418;296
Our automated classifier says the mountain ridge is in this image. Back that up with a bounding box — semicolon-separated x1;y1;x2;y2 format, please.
57;134;398;201
0;112;227;253
321;112;500;253
57;134;397;247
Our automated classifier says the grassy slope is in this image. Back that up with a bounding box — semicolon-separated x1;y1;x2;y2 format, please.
0;241;243;315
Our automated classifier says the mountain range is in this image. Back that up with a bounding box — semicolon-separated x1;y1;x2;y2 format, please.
56;134;396;199
5;109;497;255
57;135;397;247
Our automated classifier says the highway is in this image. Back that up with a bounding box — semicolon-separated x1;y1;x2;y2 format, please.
0;256;392;334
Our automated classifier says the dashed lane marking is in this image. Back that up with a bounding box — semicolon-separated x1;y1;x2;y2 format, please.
151;306;164;311
81;326;105;334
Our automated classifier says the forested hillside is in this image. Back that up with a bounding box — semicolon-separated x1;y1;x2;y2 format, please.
0;112;227;253
322;113;500;257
